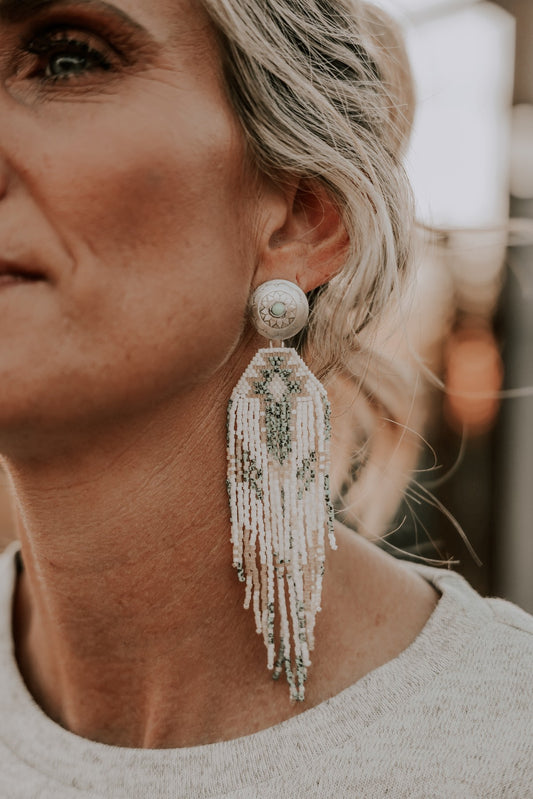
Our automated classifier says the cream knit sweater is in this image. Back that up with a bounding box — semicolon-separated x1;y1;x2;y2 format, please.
0;541;531;799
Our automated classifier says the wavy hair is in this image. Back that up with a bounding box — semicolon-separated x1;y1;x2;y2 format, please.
201;0;421;535
201;0;415;365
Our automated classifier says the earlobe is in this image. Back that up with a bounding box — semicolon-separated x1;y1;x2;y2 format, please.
254;179;349;293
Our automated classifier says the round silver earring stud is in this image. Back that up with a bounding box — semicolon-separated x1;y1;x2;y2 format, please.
249;279;309;341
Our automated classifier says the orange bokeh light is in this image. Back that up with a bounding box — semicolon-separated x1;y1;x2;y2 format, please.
444;325;504;436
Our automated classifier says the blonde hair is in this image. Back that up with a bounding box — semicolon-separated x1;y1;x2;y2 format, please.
201;0;421;535
201;0;416;371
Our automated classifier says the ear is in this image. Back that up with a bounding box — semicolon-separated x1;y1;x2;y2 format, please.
252;179;349;293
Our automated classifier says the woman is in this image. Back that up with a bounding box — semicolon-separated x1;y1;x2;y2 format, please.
0;0;531;796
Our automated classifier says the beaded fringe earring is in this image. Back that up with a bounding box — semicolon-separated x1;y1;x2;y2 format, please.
226;279;337;702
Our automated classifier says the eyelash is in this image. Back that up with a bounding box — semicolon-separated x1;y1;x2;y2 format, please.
23;29;114;83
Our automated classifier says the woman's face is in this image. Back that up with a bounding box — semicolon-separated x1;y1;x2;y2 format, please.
0;0;261;444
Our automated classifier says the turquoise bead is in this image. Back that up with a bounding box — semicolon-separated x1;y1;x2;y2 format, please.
270;302;287;318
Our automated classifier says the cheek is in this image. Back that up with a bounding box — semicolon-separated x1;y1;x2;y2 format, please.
49;96;252;394
0;90;257;432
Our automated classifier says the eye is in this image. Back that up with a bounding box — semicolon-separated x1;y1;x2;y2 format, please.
24;30;113;82
46;42;110;79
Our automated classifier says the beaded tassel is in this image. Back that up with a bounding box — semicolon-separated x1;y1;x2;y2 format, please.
227;347;337;701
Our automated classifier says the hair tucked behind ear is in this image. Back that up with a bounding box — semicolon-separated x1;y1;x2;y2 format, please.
201;0;421;536
200;0;415;370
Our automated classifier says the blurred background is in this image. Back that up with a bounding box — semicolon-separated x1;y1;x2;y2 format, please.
369;0;533;612
1;0;533;613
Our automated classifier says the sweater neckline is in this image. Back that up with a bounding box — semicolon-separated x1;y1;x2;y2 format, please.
0;541;490;798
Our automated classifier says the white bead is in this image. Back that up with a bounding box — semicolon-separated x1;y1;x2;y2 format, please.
227;346;335;701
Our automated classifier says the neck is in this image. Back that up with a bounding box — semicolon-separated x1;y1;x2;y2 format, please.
5;369;440;749
7;372;267;746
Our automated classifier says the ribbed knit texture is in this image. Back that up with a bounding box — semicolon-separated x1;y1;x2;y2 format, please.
0;541;531;798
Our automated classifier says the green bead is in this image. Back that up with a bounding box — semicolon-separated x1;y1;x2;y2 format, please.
270;302;287;318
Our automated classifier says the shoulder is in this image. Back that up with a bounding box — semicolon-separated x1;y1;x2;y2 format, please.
336;562;533;796
409;567;533;792
428;564;533;662
267;563;533;798
410;563;533;691
484;594;533;636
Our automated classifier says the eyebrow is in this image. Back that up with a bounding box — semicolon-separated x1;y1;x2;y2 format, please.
0;0;146;31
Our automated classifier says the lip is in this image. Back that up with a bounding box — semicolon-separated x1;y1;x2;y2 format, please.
0;258;47;283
